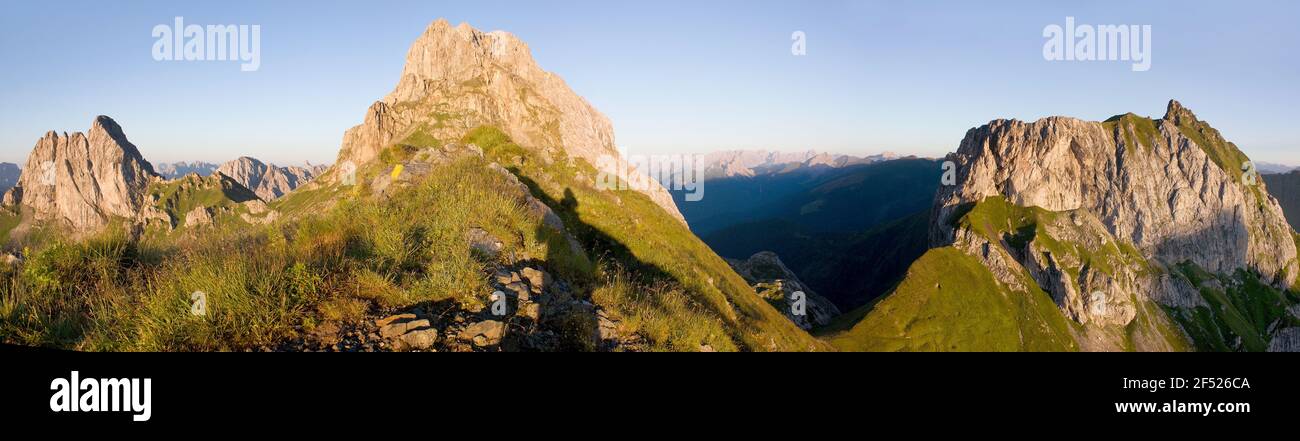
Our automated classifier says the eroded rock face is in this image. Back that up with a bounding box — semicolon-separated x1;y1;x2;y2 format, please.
729;251;841;330
929;101;1296;350
8;116;158;232
934;101;1297;289
330;19;683;221
216;157;324;200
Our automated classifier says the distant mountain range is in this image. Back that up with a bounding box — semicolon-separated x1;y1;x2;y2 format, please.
0;163;19;192
216;157;328;201
697;150;900;179
1257;162;1298;175
155;161;220;179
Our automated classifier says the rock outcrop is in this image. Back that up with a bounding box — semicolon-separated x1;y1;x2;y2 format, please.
4;116;158;232
728;251;841;330
328;19;683;221
216;157;324;200
934;100;1296;287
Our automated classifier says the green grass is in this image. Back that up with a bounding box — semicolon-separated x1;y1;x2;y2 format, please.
958;196;1149;280
0;155;573;350
833;195;1198;351
464;126;823;351
1177;120;1249;183
1104;113;1160;152
1173;116;1270;210
0;126;823;352
1162;263;1297;352
0;207;22;243
828;247;1078;352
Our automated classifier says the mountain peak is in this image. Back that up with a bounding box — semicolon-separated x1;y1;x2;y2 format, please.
337;19;613;168
391;20;537;104
332;19;682;221
928;102;1297;349
1162;99;1198;125
217;156;322;201
6;116;158;232
91;114;121;131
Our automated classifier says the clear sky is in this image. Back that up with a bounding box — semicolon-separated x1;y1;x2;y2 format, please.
1;0;1297;166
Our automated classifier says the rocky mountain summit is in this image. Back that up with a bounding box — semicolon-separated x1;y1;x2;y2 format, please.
326;19;681;220
835;100;1300;352
3;116;159;232
934;100;1296;289
216;157;326;200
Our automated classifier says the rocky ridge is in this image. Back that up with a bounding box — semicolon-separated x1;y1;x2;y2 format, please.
216;156;326;200
324;19;683;221
926;100;1299;350
3;116;159;233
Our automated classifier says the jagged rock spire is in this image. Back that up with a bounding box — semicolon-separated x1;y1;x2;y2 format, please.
332;19;683;221
7;116;158;232
1163;99;1198;125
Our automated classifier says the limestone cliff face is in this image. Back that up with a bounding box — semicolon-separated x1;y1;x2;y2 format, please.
217;157;323;200
5;116;158;231
934;101;1297;288
331;19;682;221
928;101;1297;349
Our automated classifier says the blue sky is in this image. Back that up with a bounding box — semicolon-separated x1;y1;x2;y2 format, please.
1;0;1297;166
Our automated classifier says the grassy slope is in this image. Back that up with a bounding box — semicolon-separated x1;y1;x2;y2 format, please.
0;127;820;352
459;127;822;351
828;247;1078;352
829;196;1198;352
1103;113;1160;153
1162;263;1299;352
